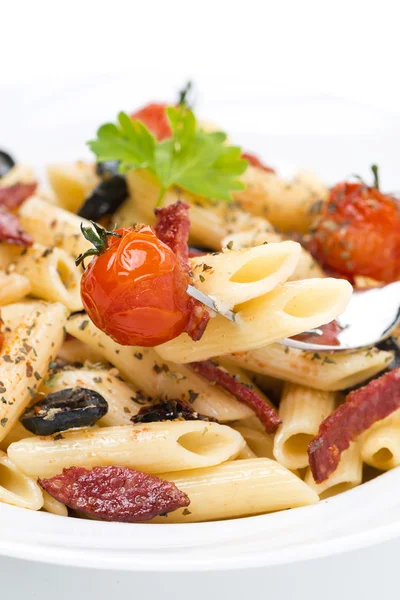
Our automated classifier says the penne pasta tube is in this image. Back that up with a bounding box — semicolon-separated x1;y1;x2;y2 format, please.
0;244;23;270
0;271;31;305
67;315;254;421
221;230;325;281
0;302;68;441
19;197;92;258
273;383;336;469
237;443;257;459
126;169;274;250
113;196;151;230
57;337;106;365
360;409;400;471
0;164;36;187
234;167;328;233
0;451;43;510
190;241;301;307
1;300;51;332
231;426;274;459
0;421;34;452
47;162;99;212
151;459;319;523
305;443;362;499
230;416;265;433
228;344;393;392
156;278;352;363
42;490;68;517
8;422;245;479
13;243;83;311
40;368;143;426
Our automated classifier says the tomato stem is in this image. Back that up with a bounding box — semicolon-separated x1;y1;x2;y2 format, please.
371;164;380;190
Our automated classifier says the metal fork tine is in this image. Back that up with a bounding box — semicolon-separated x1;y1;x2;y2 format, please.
186;285;236;322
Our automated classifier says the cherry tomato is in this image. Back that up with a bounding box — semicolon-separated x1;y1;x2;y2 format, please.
80;225;192;346
311;182;400;283
241;152;275;174
130;103;172;141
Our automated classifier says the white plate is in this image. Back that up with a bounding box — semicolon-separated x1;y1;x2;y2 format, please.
1;74;400;571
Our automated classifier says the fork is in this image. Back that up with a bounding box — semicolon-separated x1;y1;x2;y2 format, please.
187;281;400;352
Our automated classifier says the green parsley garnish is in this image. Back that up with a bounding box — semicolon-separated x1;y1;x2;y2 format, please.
88;107;248;206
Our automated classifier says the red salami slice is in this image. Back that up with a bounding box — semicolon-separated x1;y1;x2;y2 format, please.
309;368;400;483
241;152;275;174
154;201;191;270
39;466;190;522
154;201;210;341
0;206;33;246
190;360;281;433
0;182;37;210
292;321;342;346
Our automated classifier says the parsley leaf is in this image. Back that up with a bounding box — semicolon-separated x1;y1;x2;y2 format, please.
88;107;247;205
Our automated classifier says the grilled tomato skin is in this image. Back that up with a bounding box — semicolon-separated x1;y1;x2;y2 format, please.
312;182;400;283
80;225;192;346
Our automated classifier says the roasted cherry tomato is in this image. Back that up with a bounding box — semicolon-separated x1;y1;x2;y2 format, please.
130;103;172;141
79;224;192;346
311;181;400;283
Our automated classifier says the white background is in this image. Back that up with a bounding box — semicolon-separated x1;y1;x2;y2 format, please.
1;0;400;596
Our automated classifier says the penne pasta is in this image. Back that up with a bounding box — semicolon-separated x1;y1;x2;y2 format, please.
231;426;274;459
156;278;352;363
360;409;400;471
228;344;393;391
40;368;144;426
57;337;106;365
113;196;151;230
0;271;31;305
67;315;255;421
151;459;319;523
0;451;43;510
237;443;257;459
47;162;99;212
0;302;68;441
1;300;51;332
221;229;325;281
126;169;274;250
0;421;34;452
305;443;362;499
234;167;328;233
190;241;301;307
13;244;83;311
19;197;92;258
0;244;23;270
8;421;245;479
42;490;68;517
0;164;36;187
273;383;336;469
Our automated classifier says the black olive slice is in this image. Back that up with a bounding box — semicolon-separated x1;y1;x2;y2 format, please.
131;399;217;424
0;150;16;179
77;175;128;221
20;387;108;436
95;160;120;178
377;337;400;370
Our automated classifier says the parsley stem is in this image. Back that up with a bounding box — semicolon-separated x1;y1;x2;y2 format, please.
156;187;166;207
